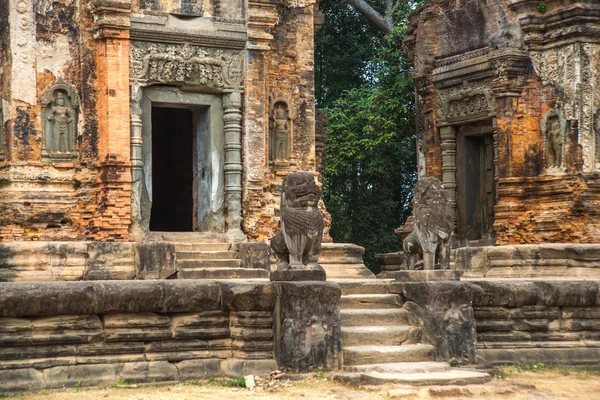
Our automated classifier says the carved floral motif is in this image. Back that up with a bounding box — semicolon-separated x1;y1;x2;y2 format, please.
130;42;244;89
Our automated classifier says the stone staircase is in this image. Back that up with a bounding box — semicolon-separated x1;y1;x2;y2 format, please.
333;279;490;386
149;232;269;279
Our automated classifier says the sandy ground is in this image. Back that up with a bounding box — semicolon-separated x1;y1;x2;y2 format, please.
10;367;600;400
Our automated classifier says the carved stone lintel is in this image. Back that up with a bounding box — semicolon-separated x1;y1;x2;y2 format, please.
436;81;495;125
130;41;244;91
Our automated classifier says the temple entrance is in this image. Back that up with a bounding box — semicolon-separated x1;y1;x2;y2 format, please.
139;88;226;234
150;107;194;231
456;123;495;245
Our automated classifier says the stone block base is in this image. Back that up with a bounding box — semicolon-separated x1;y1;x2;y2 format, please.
0;279;342;392
319;243;375;278
383;270;462;282
270;267;326;281
478;348;600;366
0;359;279;392
455;244;600;278
274;282;342;372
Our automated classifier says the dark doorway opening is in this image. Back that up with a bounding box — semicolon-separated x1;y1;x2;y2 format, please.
457;126;495;245
150;107;194;232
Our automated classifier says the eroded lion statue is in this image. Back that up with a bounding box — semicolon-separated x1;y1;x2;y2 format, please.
403;176;454;270
271;172;324;270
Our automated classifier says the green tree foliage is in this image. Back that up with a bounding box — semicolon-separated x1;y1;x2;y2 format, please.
318;2;420;271
315;0;387;106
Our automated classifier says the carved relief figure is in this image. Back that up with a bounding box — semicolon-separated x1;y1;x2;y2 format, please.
41;82;80;159
541;108;566;170
270;172;324;270
47;91;73;153
269;99;292;162
403;177;454;270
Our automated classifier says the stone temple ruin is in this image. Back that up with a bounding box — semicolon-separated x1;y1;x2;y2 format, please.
1;0;600;392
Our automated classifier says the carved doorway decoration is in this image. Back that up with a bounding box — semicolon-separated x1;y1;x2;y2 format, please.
139;88;225;234
129;41;245;240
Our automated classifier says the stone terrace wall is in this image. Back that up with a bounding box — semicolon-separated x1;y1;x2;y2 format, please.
0;241;176;281
455;244;600;278
0;280;342;391
471;280;600;366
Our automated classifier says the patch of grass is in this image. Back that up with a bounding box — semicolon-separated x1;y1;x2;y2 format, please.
537;2;546;13
317;371;325;380
207;376;246;388
74;380;83;389
184;380;201;386
113;379;128;388
493;366;506;380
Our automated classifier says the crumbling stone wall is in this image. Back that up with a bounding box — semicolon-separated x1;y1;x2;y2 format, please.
1;0;327;243
1;1;131;241
404;0;600;245
243;0;328;242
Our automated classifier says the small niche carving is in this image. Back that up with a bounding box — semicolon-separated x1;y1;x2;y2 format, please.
41;82;79;161
269;98;292;164
541;107;566;171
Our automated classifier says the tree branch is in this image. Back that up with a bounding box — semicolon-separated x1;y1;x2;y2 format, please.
345;0;393;34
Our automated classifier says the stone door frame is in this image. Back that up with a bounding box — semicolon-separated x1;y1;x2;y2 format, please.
139;87;225;233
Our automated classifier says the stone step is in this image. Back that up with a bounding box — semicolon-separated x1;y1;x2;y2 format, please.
346;361;451;374
340;309;415;327
174;243;232;252
322;264;376;279
334;369;490;386
341;294;403;309
149;232;225;243
178;259;242;269
343;344;435;365
342;326;414;347
330;279;393;295
176;251;238;260
177;268;269;279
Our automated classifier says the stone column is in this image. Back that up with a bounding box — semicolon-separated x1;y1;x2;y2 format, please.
129;83;145;240
223;91;245;242
440;126;457;227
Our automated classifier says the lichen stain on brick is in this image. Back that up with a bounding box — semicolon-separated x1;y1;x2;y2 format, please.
14;105;38;158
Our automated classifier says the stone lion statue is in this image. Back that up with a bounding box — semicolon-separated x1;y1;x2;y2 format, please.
403;177;454;270
271;172;324;270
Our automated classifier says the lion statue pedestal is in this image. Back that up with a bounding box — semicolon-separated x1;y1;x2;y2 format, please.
270;172;326;281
